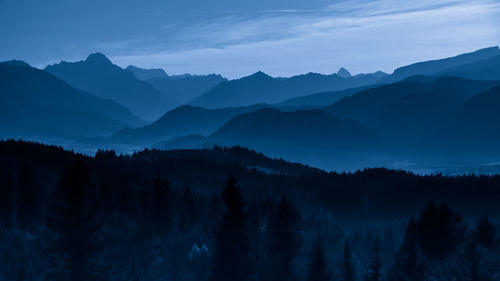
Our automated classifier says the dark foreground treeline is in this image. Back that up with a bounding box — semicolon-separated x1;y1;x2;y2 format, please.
0;140;500;281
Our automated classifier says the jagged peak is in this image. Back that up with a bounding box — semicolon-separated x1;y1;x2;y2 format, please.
85;52;112;64
337;67;352;78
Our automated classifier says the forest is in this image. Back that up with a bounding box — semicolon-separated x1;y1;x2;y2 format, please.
0;140;499;281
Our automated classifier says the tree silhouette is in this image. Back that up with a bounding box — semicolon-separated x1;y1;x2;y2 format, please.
0;171;13;226
365;238;383;281
454;241;492;281
415;202;466;258
263;196;301;281
307;235;331;281
475;216;496;250
16;165;40;228
209;175;253;281
390;218;426;281
341;239;356;281
46;155;100;281
149;173;172;235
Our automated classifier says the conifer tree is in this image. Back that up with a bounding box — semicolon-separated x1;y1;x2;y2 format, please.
0;171;13;226
365;238;383;281
341;240;356;281
263;196;301;281
16;165;40;228
307;236;331;281
209;175;253;281
46;155;100;281
475;216;496;250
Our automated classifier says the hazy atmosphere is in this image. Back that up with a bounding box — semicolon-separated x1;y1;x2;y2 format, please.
2;0;500;280
2;0;500;78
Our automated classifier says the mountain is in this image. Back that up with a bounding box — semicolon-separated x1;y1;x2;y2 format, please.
0;61;144;138
445;85;500;152
189;71;384;108
337;67;352;78
112;104;268;145
159;109;386;170
44;53;179;121
277;86;373;107
324;76;500;161
437;55;500;80
126;65;169;80
147;74;226;104
380;46;500;83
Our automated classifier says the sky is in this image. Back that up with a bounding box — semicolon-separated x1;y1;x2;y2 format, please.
1;0;500;79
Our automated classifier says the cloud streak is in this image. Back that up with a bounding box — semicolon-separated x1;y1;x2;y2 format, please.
109;0;500;78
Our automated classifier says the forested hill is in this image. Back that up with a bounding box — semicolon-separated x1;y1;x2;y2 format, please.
2;140;500;219
2;140;500;280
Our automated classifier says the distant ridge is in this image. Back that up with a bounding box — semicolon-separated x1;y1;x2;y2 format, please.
380;46;500;83
190;70;383;108
45;53;179;121
126;65;169;81
0;61;144;138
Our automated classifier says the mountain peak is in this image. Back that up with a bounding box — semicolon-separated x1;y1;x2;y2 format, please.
251;71;272;78
86;52;112;65
0;60;31;68
337;67;352;78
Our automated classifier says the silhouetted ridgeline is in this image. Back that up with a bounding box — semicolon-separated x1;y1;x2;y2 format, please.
1;140;500;280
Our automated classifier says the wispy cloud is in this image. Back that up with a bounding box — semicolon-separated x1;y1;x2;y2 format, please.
106;0;500;78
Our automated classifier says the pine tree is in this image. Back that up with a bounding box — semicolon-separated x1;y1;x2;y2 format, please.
46;155;100;281
307;236;331;281
341;239;356;281
263;196;301;281
16;165;40;228
0;171;13;226
365;238;383;281
149;173;172;235
415;202;466;258
390;219;426;281
475;216;496;250
209;175;253;281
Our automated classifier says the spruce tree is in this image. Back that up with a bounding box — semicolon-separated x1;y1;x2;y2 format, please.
307;236;331;281
16;165;40;228
149;173;172;235
365;238;383;281
264;196;301;281
209;175;253;281
46;156;100;281
391;219;426;281
475;216;496;250
341;240;356;281
0;171;13;226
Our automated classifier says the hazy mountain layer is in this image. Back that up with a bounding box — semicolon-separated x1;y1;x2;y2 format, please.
45;53;179;121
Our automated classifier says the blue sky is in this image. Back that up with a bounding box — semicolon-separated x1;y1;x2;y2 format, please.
1;0;499;78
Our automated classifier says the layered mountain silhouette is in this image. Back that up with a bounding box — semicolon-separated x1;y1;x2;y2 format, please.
190;70;386;108
0;61;144;138
277;86;373;107
112;104;268;144
147;73;226;104
45;53;179;121
157;109;385;170
380;46;500;83
445;85;500;152
436;55;500;80
126;65;169;80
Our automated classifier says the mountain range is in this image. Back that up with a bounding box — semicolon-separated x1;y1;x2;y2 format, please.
379;46;500;83
2;46;500;171
45;53;179;121
0;61;143;138
189;69;387;108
